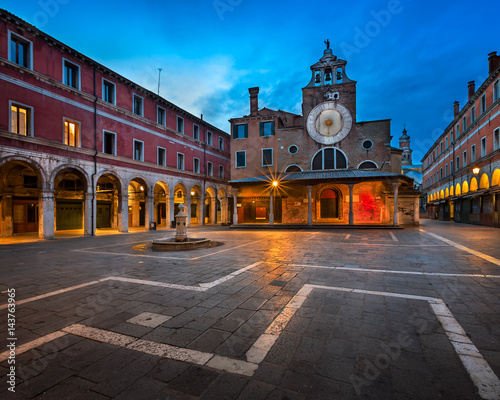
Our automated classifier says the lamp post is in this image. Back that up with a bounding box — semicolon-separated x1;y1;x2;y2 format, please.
472;166;480;175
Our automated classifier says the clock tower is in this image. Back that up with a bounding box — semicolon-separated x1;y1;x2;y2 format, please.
302;41;357;145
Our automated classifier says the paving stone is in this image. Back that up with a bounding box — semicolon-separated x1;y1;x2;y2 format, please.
168;366;220;396
32;376;108;400
113;376;168;400
200;372;248;400
188;329;231;353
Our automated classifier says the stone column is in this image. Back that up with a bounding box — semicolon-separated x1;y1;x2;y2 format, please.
307;185;313;226
186;194;192;227
1;194;13;237
169;195;175;228
145;194;153;229
211;197;217;225
233;190;238;225
200;192;205;225
393;182;401;226
118;194;128;233
39;190;54;240
269;187;274;225
348;183;354;225
84;193;94;236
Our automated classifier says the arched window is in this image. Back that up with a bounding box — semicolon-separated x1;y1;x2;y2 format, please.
320;189;339;218
311;147;348;170
285;165;302;173
358;161;378;169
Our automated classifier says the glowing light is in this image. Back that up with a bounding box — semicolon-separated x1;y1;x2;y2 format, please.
472;166;480;175
190;191;195;196
272;181;278;187
140;186;144;191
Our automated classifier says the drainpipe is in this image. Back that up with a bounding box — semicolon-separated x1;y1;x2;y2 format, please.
91;65;98;236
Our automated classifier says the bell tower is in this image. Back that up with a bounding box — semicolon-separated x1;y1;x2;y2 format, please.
399;125;413;165
302;40;357;124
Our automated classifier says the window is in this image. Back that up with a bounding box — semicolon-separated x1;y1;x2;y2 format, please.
288;145;298;154
103;80;115;104
450;131;454;143
193;157;200;173
260;121;275;137
10;103;32;136
64;118;80;147
440;142;443;153
494;128;500;151
157;106;166;126
63;59;80;89
494;80;500;102
133;140;144;161
285;165;302;173
463;115;467;132
481;137;486;157
481;94;486;113
219;136;224;150
9;32;31;69
207;131;213;145
176;116;184;133
207;162;213;176
450;160;453;173
312;147;348;170
133;94;143;116
471;144;476;162
445;164;448;177
445;137;448;149
456;124;460;136
235;151;246;168
471;106;475;123
233;124;248;139
440;168;443;180
358;161;377;169
193;124;199;140
463;150;467;166
262;148;273;167
456;156;460;171
219;165;224;179
103;130;116;155
157;147;166;166
177;153;184;170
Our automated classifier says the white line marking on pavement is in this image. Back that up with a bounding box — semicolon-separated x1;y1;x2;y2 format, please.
288;263;500;278
0;262;264;308
345;234;351;240
389;231;398;242
420;229;500;267
246;284;500;399
0;331;68;362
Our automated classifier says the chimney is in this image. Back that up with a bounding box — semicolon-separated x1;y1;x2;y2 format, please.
453;101;459;118
489;51;500;75
249;87;259;116
468;81;475;100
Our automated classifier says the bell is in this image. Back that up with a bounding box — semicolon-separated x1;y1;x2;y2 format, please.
325;72;332;82
315;74;321;84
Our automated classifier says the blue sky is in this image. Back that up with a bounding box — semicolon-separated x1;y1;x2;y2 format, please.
3;0;499;163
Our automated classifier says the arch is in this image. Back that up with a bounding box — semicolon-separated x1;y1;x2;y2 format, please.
492;169;500;187
462;181;469;194
470;177;478;192
450;185;454;196
479;173;489;189
284;164;302;173
357;160;378;169
51;164;90;192
205;186;217;224
311;147;348;170
319;188;340;219
445;188;449;198
126;176;149;193
440;189;444;199
455;183;461;196
128;177;148;228
95;173;123;230
0;156;46;188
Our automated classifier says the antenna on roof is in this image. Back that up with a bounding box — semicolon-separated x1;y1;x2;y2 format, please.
157;68;162;95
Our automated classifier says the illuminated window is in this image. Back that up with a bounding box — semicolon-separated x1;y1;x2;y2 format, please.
64;118;80;147
312;147;347;170
103;80;115;104
63;59;80;89
10;103;32;136
9;32;31;68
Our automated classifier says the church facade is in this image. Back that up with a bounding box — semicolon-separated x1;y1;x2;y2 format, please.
229;44;419;226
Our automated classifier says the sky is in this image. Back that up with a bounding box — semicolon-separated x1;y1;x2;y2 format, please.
3;0;499;163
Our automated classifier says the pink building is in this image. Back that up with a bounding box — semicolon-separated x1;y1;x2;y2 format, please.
0;9;231;239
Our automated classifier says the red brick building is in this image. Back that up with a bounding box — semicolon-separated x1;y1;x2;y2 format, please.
229;43;419;226
0;9;231;239
422;52;500;227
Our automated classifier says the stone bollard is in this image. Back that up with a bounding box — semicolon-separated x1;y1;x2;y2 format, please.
175;203;188;242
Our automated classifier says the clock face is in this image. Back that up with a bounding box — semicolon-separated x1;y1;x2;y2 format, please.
306;102;352;145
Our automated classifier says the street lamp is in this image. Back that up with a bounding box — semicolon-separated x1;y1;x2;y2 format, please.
472;166;480;175
272;180;278;187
